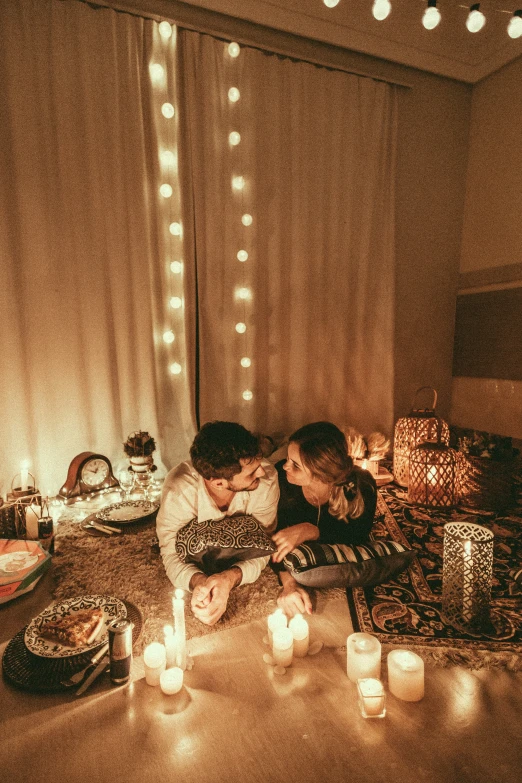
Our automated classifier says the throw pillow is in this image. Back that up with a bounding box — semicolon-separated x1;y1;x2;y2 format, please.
283;540;415;589
176;514;276;574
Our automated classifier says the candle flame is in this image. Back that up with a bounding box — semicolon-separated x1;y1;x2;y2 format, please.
174;588;184;599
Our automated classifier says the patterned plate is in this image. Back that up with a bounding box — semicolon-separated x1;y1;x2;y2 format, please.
97;499;159;524
24;595;126;658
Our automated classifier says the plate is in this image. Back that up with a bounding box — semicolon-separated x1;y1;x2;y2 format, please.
97;499;159;524
24;595;126;658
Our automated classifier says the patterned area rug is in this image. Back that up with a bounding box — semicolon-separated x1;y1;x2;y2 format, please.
347;486;522;669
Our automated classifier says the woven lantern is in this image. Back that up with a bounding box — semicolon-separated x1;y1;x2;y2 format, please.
408;423;459;507
393;387;450;487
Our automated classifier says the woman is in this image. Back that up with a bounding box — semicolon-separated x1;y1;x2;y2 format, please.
272;421;377;617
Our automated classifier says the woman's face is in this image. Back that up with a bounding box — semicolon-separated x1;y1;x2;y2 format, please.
283;442;313;486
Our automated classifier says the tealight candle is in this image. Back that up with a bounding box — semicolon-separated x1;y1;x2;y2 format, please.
164;624;177;668
173;588;187;670
288;613;309;657
272;627;293;668
357;678;386;718
387;650;424;702
267;608;287;646
346;632;381;682
143;642;166;686
159;666;183;695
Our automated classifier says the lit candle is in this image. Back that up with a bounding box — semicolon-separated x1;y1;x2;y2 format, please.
346;632;381;682
288;613;309;657
357;677;386;718
361;459;368;471
159;666;183;695
20;461;29;492
164;624;177;668
387;650;424;702
173;588;187;670
272;627;293;668
25;502;41;539
267;608;287;647
143;642;166;686
462;540;473;622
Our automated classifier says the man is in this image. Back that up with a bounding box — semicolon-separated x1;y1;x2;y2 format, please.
156;421;279;626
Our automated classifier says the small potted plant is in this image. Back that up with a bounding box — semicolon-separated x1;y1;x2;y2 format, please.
124;431;156;473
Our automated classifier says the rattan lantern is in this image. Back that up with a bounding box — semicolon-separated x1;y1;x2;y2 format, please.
393;387;449;487
407;421;459;507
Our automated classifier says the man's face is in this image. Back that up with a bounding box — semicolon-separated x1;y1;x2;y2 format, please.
227;456;265;492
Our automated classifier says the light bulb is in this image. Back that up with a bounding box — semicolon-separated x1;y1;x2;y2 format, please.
236;287;251;300
242;390;253;401
228;42;240;57
161;103;175;119
163;330;175;344
159;184;173;198
228;87;240;102
323;0;340;7
170;261;183;274
170;297;183;309
466;5;485;33
372;0;391;21
422;4;441;30
508;10;522;38
169;222;182;236
242;214;253;226
241;357;251;368
160;150;177;168
235;322;246;333
237;250;249;262
229;131;241;146
158;21;172;38
232;176;245;190
169;362;182;375
149;63;164;82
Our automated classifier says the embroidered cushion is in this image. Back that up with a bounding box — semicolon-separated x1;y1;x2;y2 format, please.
176;515;276;574
282;540;415;588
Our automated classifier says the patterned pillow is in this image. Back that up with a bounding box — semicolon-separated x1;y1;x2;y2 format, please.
176;515;276;574
283;540;415;588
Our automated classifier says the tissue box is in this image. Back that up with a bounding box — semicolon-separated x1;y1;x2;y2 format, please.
0;539;52;604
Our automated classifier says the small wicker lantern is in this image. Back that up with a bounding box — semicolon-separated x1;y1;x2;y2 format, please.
442;521;494;633
393;387;449;487
408;420;459;507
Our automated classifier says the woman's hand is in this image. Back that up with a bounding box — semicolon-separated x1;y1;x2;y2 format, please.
277;573;312;617
271;522;319;563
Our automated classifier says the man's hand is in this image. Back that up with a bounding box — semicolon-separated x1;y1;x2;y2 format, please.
277;572;312;617
271;523;319;563
190;568;242;626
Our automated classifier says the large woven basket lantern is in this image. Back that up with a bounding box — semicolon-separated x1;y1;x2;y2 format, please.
393;387;450;488
408;421;459;508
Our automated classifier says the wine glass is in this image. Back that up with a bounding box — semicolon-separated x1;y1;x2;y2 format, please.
118;469;135;500
136;470;153;502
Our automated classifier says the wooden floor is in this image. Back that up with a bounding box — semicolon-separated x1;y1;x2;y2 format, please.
1;569;522;783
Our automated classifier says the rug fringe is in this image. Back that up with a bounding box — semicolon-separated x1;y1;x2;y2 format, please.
382;643;522;671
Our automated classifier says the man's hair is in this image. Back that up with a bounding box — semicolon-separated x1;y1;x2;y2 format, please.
190;421;260;480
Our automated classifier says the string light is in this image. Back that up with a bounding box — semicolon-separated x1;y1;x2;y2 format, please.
170;297;183;309
160;150;177;168
158;21;172;38
508;9;522;37
242;390;253;401
235;322;247;333
163;331;175;344
372;0;391;20
170;261;183;273
161;102;175;118
423;0;441;29
236;287;251;300
466;3;486;32
240;357;251;368
149;64;165;82
228;87;240;102
241;214;253;226
160;184;173;198
228;42;240;57
169;222;182;236
323;0;340;6
232;176;245;190
229;131;241;146
237;250;249;262
169;362;182;375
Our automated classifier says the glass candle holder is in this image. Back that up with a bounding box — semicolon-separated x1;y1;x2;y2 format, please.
357;678;386;718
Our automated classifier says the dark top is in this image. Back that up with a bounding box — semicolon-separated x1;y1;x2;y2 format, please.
273;460;377;572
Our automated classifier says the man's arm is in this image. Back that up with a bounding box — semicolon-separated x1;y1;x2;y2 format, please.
190;566;243;625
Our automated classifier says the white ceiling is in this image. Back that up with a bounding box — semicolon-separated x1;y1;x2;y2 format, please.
185;0;522;82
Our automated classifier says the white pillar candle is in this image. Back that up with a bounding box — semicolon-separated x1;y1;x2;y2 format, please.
267;608;287;647
20;461;29;491
357;678;386;718
272;627;293;668
346;632;381;682
164;624;177;668
387;650;424;702
159;666;183;695
288;613;309;657
143;642;166;686
25;502;41;539
173;588;187;670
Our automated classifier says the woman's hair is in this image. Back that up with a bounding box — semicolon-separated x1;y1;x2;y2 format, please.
289;421;364;520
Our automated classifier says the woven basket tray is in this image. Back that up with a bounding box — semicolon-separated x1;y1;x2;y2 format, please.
458;455;517;512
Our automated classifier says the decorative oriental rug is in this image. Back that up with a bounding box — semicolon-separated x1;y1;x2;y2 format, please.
348;485;522;670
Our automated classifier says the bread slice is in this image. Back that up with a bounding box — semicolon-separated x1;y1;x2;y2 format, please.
41;608;105;647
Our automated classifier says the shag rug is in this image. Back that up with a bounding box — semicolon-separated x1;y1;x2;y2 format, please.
51;520;344;655
348;486;522;670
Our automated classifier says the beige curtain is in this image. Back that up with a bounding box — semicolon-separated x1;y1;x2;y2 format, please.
0;0;195;497
178;30;397;439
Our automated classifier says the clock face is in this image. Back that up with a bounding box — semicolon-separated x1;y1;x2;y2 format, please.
81;458;110;487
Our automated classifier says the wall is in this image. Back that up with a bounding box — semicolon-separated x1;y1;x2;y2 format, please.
451;55;522;439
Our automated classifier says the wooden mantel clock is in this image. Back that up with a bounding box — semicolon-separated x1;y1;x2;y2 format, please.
59;452;120;500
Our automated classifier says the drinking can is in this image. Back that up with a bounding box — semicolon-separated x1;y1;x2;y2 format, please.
108;618;133;684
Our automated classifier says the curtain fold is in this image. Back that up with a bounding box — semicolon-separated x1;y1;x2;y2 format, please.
178;30;397;438
0;0;195;496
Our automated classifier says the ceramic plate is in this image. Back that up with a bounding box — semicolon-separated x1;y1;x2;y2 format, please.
97;499;158;524
24;595;126;658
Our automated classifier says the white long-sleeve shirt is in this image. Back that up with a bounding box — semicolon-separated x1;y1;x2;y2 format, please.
156;459;279;591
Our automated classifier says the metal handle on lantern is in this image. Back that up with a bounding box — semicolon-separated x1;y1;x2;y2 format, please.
410;386;437;414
